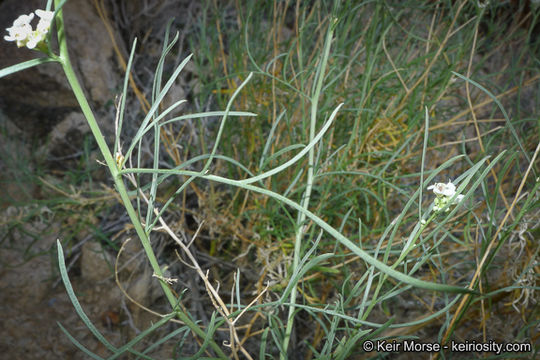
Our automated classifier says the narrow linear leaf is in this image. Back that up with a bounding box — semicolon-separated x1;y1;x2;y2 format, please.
0;57;57;79
56;240;118;352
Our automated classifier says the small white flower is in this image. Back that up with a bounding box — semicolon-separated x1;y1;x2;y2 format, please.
427;180;456;197
453;194;465;204
4;23;33;47
36;20;50;34
13;13;35;27
428;180;465;213
4;13;35;47
35;9;54;22
35;9;54;33
4;10;53;50
26;31;45;49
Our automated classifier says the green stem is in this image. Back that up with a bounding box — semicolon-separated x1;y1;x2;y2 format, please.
281;16;337;358
53;2;227;358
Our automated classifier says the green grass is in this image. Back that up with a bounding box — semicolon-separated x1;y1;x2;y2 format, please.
166;0;539;358
1;0;539;359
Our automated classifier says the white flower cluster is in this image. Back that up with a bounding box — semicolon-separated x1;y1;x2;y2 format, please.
427;180;464;212
4;10;54;50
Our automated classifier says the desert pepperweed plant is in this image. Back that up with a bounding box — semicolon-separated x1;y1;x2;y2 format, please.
1;0;539;359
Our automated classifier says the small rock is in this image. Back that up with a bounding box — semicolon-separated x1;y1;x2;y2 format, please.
81;241;115;283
